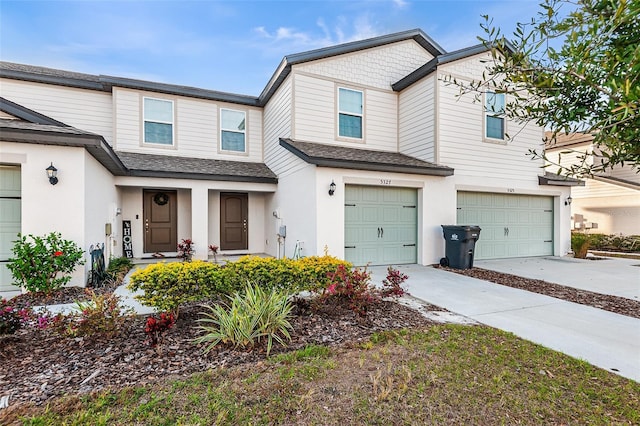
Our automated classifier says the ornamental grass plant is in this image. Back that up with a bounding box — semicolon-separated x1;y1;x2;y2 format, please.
194;283;293;355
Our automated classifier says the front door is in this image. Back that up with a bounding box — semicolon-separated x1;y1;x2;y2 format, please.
143;190;177;253
220;193;248;251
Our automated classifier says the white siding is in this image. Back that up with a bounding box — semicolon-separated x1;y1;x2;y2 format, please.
295;40;433;89
365;89;398;151
113;87;263;162
398;75;436;162
263;77;306;177
293;74;334;142
608;164;640;184
437;68;544;182
0;79;113;143
293;73;397;151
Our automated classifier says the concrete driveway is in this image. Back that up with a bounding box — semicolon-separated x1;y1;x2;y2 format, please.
476;256;640;300
369;257;640;382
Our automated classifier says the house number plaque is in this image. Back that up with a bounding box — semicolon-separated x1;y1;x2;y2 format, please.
122;220;134;258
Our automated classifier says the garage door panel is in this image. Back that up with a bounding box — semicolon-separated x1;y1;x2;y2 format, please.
457;192;554;260
1;166;21;292
345;186;417;266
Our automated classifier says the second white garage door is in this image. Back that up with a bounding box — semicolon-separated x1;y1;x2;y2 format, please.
457;192;554;260
345;186;417;266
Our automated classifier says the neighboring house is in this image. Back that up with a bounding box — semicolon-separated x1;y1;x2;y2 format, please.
545;132;640;235
0;29;577;294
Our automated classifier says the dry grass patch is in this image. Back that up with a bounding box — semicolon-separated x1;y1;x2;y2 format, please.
5;325;639;425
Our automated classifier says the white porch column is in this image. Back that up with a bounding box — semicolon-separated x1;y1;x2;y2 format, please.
191;184;209;261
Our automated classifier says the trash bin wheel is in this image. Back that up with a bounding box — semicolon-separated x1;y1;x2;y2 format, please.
439;257;449;267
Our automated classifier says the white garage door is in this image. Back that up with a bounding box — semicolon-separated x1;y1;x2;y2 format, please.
0;165;21;292
345;186;417;266
457;192;553;260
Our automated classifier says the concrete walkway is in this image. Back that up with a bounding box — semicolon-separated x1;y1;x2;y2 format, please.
369;261;640;383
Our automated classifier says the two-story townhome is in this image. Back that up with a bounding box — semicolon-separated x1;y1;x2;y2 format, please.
0;29;576;293
545;132;639;234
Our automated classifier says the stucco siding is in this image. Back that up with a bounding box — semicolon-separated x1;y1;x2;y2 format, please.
0;79;113;143
294;40;433;90
398;75;436;162
83;151;118;262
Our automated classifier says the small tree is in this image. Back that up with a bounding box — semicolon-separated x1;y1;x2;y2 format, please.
7;232;85;294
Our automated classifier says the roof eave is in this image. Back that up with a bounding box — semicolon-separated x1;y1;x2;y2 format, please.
127;169;278;184
280;138;454;177
538;174;585;187
0;127;128;175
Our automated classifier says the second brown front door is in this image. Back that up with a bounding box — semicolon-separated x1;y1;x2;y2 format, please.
220;192;248;250
143;190;177;253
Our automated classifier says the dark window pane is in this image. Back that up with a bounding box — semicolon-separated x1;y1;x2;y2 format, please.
144;122;173;144
339;114;362;138
221;130;246;151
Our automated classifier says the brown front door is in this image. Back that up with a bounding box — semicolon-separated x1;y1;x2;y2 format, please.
143;190;177;253
220;192;248;250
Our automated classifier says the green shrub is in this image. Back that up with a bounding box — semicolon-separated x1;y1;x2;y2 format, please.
128;256;351;316
194;283;293;355
571;232;591;258
221;255;352;294
128;261;228;315
7;232;85;294
106;256;133;279
587;234;640;252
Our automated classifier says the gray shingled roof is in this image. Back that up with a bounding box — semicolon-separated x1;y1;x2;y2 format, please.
2;29;448;105
538;172;585;186
117;151;278;183
280;138;454;176
0;119;127;175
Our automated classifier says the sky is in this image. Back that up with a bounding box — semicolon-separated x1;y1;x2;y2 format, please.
1;0;547;96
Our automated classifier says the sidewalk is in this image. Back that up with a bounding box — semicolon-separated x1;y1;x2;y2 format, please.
369;264;640;383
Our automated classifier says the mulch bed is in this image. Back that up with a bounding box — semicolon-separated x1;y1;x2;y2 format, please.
3;264;639;416
0;296;438;411
436;266;640;319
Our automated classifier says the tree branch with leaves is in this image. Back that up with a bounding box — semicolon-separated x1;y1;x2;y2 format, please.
444;0;639;177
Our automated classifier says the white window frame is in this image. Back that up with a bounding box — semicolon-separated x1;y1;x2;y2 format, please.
337;87;364;141
220;108;247;153
142;97;174;146
484;91;506;142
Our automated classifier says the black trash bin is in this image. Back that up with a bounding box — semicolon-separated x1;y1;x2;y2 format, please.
440;225;481;269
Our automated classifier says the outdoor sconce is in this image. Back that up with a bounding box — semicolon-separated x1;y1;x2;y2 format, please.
46;162;58;185
565;196;572;206
328;180;336;196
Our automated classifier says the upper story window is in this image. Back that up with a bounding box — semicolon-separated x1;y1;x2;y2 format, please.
338;87;363;139
220;108;246;152
143;97;174;145
485;92;505;140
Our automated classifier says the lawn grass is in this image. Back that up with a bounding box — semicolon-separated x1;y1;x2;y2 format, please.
6;325;639;425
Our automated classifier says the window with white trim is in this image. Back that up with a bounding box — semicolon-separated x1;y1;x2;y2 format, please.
485;91;505;140
143;97;174;145
220;108;246;152
338;87;363;139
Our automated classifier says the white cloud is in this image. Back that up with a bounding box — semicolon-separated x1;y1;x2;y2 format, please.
253;13;383;53
392;0;409;8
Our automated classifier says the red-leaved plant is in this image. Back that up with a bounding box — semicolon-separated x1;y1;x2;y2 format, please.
321;265;409;316
380;266;409;297
145;312;176;346
177;239;195;262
